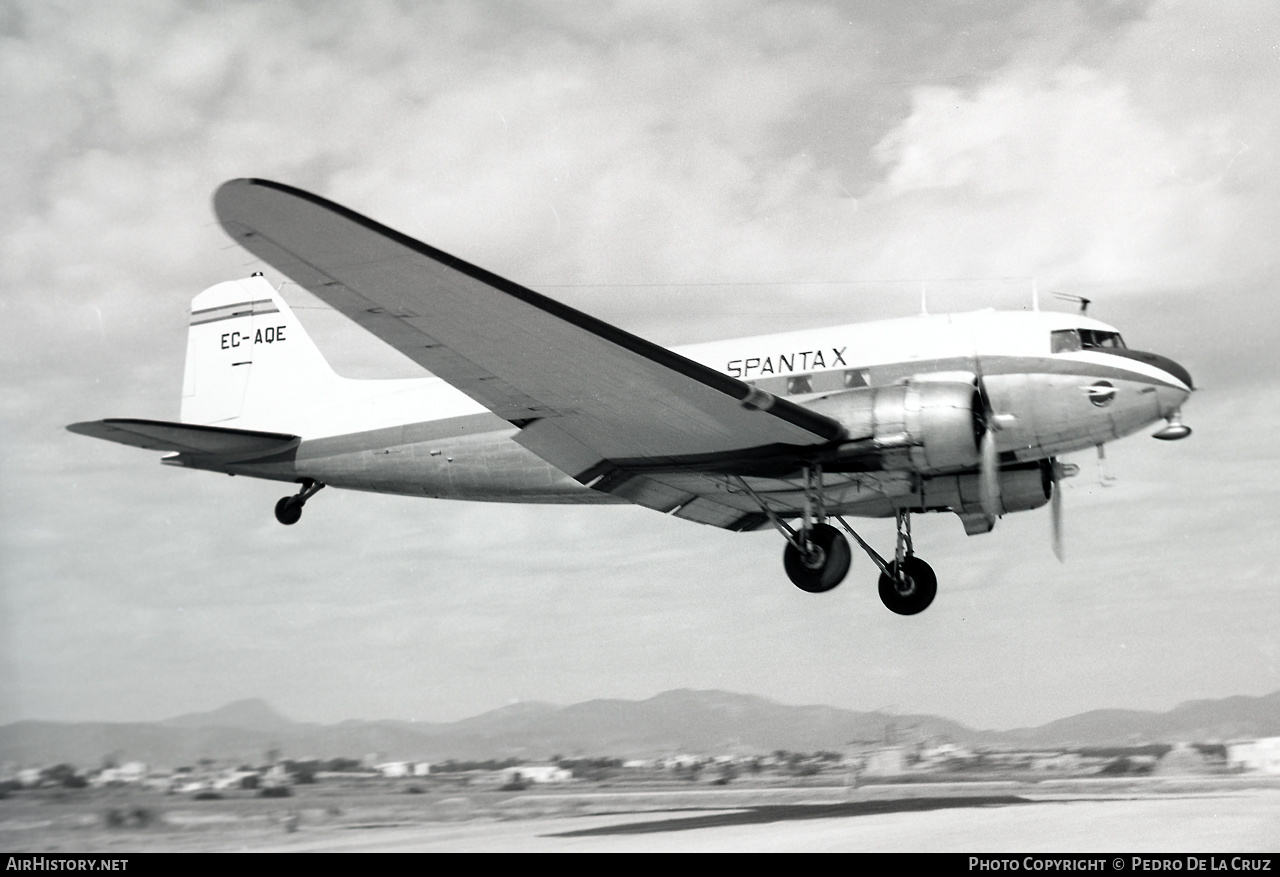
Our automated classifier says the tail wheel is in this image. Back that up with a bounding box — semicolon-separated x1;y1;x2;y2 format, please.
274;479;324;525
877;556;937;615
783;523;851;593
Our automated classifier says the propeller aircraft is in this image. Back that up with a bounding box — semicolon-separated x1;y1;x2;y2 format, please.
68;179;1194;614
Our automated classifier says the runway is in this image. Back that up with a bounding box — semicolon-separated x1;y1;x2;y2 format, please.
206;788;1280;853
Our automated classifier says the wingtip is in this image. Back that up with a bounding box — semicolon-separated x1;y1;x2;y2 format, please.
214;176;254;194
213;178;253;218
213;178;348;229
216;177;306;196
213;177;293;210
66;419;105;436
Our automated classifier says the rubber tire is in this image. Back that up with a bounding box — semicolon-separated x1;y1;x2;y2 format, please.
877;555;937;615
783;523;852;593
274;496;303;526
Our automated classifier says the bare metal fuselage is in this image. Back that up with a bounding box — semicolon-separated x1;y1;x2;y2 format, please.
166;308;1191;523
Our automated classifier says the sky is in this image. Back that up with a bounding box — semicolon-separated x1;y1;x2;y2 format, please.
3;0;1279;737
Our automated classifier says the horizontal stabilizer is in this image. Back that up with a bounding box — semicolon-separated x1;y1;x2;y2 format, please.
67;418;299;456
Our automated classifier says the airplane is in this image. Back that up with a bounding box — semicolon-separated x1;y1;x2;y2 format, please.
68;178;1194;615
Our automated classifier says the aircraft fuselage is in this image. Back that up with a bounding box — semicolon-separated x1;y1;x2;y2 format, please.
165;303;1192;525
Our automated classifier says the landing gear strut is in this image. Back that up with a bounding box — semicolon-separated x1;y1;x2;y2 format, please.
836;509;937;615
736;466;851;593
735;470;938;613
274;478;325;525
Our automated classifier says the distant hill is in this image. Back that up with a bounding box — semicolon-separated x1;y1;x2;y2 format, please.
2;689;1277;769
990;691;1280;748
161;698;302;734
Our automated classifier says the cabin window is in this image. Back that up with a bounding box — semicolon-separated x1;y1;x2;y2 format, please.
843;369;869;389
786;374;813;395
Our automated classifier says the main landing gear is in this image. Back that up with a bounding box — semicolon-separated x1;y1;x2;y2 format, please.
274;478;325;525
782;522;851;593
835;509;937;615
736;468;938;615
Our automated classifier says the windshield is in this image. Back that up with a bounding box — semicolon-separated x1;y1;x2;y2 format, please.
1051;328;1126;353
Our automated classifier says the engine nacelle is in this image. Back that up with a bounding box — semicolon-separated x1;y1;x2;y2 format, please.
920;464;1051;516
806;380;982;474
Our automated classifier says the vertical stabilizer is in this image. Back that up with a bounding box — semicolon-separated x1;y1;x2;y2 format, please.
181;275;340;427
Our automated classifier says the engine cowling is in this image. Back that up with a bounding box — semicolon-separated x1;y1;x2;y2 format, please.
920;464;1051;516
805;379;982;474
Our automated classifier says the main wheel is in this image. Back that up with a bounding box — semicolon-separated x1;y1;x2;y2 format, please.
877;555;937;615
783;523;852;593
274;496;303;526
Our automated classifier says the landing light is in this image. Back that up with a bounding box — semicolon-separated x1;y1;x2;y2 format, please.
1153;411;1192;441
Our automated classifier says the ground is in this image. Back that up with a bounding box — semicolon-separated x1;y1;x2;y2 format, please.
3;775;1278;853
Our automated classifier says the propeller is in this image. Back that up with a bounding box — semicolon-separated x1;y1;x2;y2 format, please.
1050;458;1064;562
973;356;1075;560
974;365;1001;519
979;423;1000;518
1048;458;1079;562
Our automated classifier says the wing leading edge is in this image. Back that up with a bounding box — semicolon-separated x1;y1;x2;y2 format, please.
213;179;844;523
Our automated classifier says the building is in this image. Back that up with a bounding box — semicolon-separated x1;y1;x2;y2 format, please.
503;764;572;784
1227;737;1280;774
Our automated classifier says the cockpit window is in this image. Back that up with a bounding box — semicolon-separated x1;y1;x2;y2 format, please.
1080;329;1125;349
1052;328;1126;353
1051;329;1082;353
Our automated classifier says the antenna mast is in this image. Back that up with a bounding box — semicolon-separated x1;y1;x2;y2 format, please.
1053;293;1092;315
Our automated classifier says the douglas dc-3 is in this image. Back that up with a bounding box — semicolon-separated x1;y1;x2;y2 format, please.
69;179;1194;615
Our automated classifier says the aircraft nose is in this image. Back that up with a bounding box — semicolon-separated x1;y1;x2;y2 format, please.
1153;353;1193;416
1103;347;1193;426
1112;348;1194;393
1152;352;1194;393
1146;352;1194;440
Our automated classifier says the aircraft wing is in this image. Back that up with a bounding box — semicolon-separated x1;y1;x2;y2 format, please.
214;179;845;523
66;418;299;457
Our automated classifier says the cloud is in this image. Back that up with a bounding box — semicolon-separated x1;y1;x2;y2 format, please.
4;0;1280;727
850;67;1219;288
843;2;1280;295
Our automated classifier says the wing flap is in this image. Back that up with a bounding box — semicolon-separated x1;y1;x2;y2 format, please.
213;179;844;478
67;418;299;457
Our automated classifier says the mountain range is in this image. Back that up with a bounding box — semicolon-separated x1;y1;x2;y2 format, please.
3;689;1278;768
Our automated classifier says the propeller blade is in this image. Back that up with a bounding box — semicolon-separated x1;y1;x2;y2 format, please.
979;426;1000;518
1050;461;1064;562
972;364;1002;519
